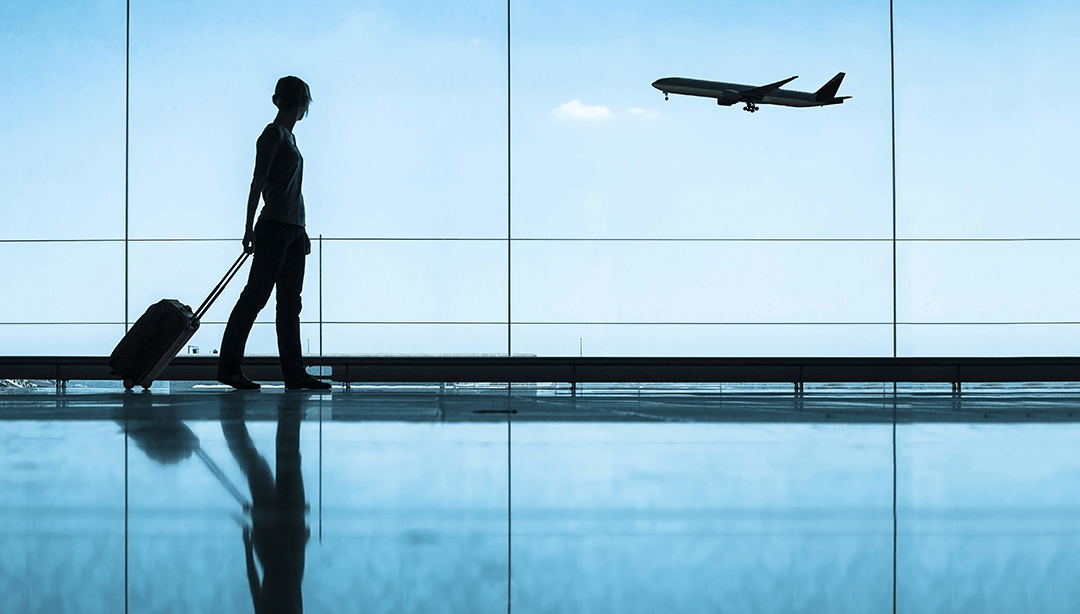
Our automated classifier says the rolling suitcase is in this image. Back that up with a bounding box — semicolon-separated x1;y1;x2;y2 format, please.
109;252;250;390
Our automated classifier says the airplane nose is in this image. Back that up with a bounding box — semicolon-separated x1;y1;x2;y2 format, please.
652;78;676;90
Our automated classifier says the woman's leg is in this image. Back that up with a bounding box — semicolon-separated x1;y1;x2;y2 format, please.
274;229;308;385
218;222;291;375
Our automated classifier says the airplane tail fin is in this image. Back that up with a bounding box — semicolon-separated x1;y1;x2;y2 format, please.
814;72;846;102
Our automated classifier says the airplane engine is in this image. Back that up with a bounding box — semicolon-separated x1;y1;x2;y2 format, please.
716;89;741;105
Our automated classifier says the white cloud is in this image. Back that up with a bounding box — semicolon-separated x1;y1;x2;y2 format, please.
552;99;613;121
627;107;661;120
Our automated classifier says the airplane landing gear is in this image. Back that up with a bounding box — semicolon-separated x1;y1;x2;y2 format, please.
743;102;759;113
663;92;669;101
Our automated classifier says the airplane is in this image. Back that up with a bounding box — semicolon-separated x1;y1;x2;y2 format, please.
651;72;850;113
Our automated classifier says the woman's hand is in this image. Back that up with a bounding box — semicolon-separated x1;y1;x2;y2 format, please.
243;228;255;254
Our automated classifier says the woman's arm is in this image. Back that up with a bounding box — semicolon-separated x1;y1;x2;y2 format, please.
243;176;266;254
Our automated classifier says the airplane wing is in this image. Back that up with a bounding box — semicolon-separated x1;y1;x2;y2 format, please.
740;76;798;100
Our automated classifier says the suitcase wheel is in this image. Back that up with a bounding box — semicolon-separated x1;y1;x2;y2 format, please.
123;378;135;390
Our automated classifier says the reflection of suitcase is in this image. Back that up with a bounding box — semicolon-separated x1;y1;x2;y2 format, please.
109;253;249;390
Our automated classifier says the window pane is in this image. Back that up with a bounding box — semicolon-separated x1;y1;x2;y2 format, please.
895;1;1080;239
0;242;124;324
321;323;507;355
511;0;891;240
512;323;893;357
128;0;508;241
0;324;125;357
897;241;1080;324
0;0;126;240
512;242;892;323
322;240;508;324
898;324;1080;357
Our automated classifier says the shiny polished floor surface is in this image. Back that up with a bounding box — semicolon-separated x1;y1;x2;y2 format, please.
5;382;1080;613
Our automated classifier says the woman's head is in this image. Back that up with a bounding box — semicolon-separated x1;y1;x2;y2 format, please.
273;76;312;120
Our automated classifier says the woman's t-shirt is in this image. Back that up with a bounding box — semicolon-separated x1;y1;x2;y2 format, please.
254;123;305;228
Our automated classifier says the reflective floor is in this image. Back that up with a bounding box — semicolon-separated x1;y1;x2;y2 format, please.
4;383;1080;613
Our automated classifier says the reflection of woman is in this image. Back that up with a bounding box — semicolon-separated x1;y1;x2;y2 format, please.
221;393;309;613
217;75;330;391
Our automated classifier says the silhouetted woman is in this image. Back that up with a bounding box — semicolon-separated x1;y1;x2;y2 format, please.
217;76;330;390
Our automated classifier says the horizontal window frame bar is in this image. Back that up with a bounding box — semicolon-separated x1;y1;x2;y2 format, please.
7;321;1080;327
6;237;1080;244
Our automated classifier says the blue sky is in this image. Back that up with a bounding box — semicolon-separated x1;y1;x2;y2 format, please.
1;0;1079;356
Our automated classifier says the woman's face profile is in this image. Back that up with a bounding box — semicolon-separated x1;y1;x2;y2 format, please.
295;98;310;121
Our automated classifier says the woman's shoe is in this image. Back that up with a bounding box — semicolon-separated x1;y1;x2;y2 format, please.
217;371;262;390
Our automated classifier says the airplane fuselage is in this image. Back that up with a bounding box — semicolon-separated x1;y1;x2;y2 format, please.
651;75;849;112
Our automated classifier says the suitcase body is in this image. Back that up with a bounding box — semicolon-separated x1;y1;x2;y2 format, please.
108;252;249;390
109;299;199;389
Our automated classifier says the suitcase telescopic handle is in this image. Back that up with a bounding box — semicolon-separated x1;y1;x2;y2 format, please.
194;252;251;320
